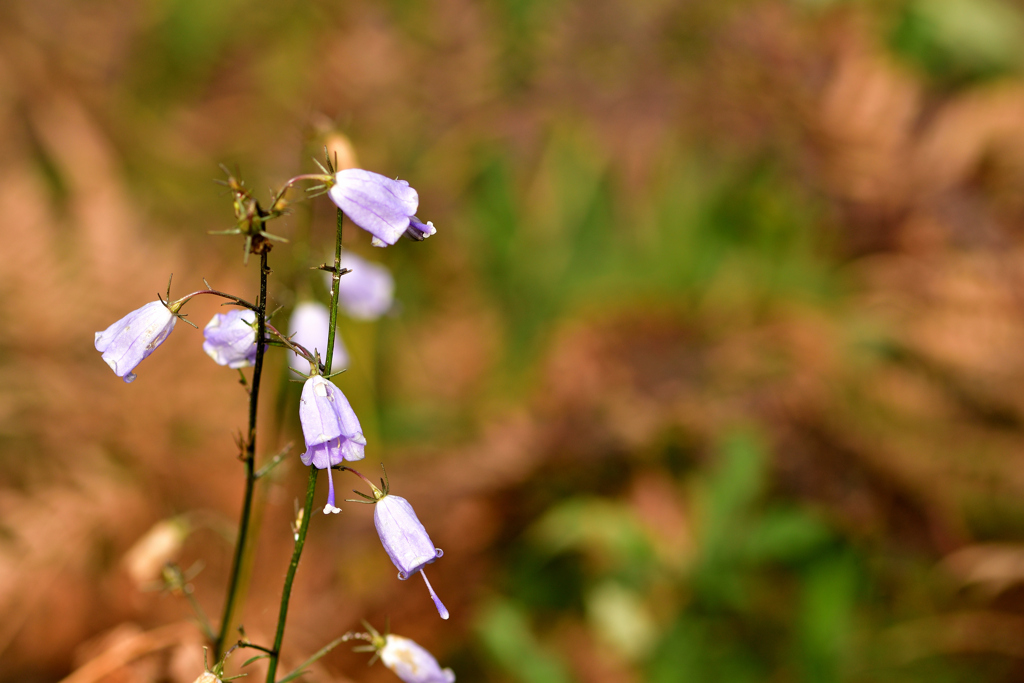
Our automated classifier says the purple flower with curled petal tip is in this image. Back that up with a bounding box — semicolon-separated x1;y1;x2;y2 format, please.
328;169;419;247
374;493;448;619
202;309;257;368
298;374;365;514
379;635;456;683
288;302;347;373
95;301;176;383
327;252;394;320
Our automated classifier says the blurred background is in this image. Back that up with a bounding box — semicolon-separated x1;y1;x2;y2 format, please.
5;0;1024;681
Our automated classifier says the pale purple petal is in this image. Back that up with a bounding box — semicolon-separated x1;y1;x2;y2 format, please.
299;375;364;446
328;169;419;246
380;635;456;683
202;309;257;368
95;301;176;383
288;302;347;373
374;495;443;580
298;433;366;468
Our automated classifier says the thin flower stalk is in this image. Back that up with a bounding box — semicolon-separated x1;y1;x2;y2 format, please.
265;207;346;683
215;250;270;659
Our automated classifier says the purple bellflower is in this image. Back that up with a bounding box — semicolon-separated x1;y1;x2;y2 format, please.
374;492;448;619
202;309;257;368
95;300;177;383
330;252;394;320
298;374;366;514
328;169;435;248
288;302;348;373
348;623;455;683
379;635;456;683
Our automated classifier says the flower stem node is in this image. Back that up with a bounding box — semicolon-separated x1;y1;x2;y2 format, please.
203;309;258;368
95;300;177;383
298;374;365;513
374;494;449;619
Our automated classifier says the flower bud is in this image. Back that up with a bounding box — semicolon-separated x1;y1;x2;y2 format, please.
324;132;359;172
122;517;190;588
95;300;177;383
202;309;257;368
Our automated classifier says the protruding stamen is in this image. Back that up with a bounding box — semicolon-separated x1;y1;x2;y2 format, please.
324;462;341;514
419;569;449;620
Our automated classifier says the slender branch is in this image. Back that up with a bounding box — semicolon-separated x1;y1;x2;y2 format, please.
265;467;317;683
173;288;259;312
215;250;271;659
265;208;345;683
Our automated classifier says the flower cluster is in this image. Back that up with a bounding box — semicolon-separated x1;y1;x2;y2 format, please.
95;162;452;683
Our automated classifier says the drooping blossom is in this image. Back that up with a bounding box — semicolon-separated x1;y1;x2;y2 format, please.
95;300;177;383
298;374;365;514
326;252;394;320
288;302;347;373
379;635;455;683
328;169;427;248
374;493;448;619
202;309;257;368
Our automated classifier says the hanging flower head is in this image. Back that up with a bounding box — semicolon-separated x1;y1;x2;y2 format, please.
327;169;435;248
202;309;257;368
345;624;455;683
95;300;178;383
348;468;448;619
298;373;366;515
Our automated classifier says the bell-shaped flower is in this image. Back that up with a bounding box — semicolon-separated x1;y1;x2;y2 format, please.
326;252;394;320
95;300;177;383
298;374;365;514
288;302;347;373
328;169;420;247
374;493;448;619
202;309;257;368
379;635;455;683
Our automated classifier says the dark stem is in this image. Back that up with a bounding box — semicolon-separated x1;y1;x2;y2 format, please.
264;208;345;683
215;250;271;659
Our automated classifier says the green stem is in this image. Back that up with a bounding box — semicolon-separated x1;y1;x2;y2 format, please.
324;208;344;369
264;208;345;683
215;249;271;659
265;467;317;683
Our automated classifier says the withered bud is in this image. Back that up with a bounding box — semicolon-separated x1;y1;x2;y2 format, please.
123;517;191;588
